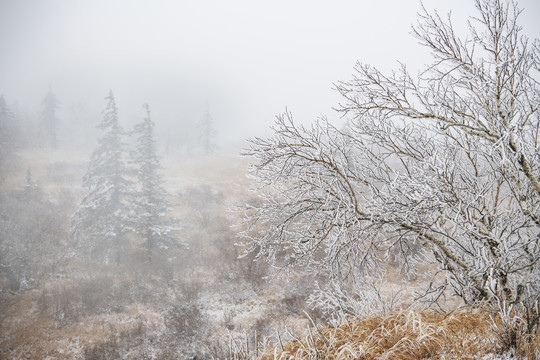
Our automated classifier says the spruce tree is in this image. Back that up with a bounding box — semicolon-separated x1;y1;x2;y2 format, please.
40;88;59;148
0;95;13;176
72;91;132;265
133;103;180;262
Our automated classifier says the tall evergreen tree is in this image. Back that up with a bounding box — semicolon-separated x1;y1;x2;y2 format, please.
0;95;13;175
72;91;132;265
133;103;181;262
40;88;59;148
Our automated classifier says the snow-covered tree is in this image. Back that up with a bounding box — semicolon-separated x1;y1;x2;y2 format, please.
39;88;59;148
243;0;539;320
0;95;14;176
133;104;181;262
72;91;132;265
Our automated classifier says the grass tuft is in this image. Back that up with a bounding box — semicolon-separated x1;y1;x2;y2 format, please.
259;307;539;359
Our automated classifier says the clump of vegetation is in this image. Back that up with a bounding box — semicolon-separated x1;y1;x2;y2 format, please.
258;308;539;360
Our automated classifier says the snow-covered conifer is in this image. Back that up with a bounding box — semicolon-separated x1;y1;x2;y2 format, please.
0;95;13;174
72;91;132;265
39;88;59;148
133;103;182;262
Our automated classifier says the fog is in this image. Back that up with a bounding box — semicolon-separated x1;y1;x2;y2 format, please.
1;1;539;358
2;0;537;149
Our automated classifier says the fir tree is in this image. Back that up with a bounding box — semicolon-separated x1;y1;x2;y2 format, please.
72;91;132;265
40;88;59;148
133;103;181;262
23;168;39;197
0;95;13;175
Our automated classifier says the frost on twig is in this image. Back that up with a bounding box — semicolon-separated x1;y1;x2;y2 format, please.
240;0;540;323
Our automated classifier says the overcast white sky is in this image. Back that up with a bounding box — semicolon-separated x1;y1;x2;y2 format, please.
1;0;539;149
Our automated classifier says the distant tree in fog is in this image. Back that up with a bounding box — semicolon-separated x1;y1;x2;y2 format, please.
132;103;182;262
39;88;60;148
23;168;38;194
72;91;132;265
198;102;217;155
0;95;14;174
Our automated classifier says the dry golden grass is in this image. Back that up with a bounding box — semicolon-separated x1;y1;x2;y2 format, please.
161;154;253;195
0;297;164;360
259;307;539;360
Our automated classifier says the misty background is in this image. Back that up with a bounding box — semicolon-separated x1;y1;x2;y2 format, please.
1;1;540;358
2;0;538;151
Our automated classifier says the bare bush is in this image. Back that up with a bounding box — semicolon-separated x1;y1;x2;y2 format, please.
0;187;68;291
181;185;223;226
39;276;116;326
166;302;206;337
84;338;120;360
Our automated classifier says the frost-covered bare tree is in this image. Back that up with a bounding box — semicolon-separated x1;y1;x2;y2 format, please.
72;91;132;265
132;104;182;262
243;0;539;318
